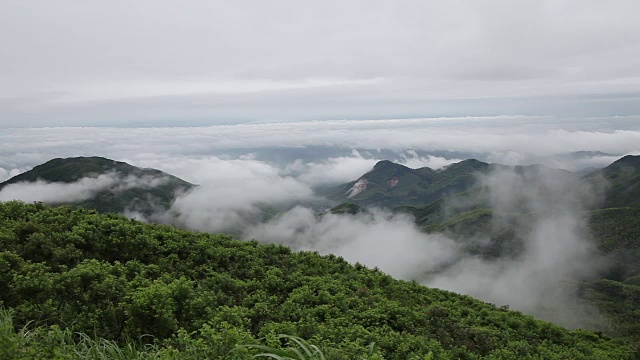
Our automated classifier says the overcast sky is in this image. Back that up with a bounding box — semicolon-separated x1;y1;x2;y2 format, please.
1;0;639;127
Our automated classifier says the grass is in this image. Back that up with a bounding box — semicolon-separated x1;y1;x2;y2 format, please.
238;335;329;360
1;309;386;360
0;308;162;360
236;334;424;360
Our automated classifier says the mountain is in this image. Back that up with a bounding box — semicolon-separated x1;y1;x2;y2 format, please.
0;156;194;214
393;156;640;230
584;155;640;208
326;159;579;214
322;159;490;208
1;201;637;359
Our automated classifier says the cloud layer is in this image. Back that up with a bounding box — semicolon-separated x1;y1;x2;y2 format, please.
1;1;640;126
2;116;640;182
245;207;459;280
0;172;170;203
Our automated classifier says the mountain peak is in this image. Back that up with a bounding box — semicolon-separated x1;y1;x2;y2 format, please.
441;159;489;172
373;160;410;170
3;156;141;185
323;158;491;208
612;155;640;168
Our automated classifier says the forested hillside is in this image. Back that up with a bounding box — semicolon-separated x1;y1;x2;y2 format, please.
584;155;640;208
1;201;637;359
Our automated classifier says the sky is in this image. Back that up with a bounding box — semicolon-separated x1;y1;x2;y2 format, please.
1;0;640;127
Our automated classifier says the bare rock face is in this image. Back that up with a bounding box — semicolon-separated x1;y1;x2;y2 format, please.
347;178;368;198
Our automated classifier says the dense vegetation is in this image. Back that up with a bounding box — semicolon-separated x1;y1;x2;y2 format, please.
2;201;638;359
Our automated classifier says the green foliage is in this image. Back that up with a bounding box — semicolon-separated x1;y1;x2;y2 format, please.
0;201;638;359
0;308;161;359
239;334;330;360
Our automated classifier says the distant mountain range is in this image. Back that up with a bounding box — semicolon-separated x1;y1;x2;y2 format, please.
323;159;581;210
4;155;639;217
319;159;488;208
0;156;194;215
326;155;640;211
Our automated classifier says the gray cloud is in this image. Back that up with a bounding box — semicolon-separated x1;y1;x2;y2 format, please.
0;172;170;203
149;157;318;233
291;150;379;186
244;207;460;280
0;167;25;183
397;151;463;169
1;1;640;126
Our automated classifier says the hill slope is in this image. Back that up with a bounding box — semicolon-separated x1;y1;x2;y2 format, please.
0;156;194;215
0;201;636;359
584;155;640;208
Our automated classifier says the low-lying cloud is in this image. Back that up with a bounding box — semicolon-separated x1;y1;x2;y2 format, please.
397;151;462;169
289;150;379;186
427;166;603;328
245;207;459;280
0;167;25;183
0;172;170;203
145;157;318;233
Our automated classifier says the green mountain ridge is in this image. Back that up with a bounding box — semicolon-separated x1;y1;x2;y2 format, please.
0;156;194;215
584;155;640;208
321;159;487;208
324;159;580;209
